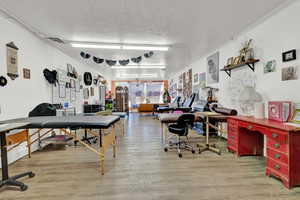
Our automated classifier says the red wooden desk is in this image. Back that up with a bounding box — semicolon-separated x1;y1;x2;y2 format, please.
227;116;300;189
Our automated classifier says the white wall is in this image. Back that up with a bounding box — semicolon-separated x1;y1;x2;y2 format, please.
169;1;300;114
0;15;110;167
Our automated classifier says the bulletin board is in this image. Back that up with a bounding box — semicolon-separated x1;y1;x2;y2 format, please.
51;68;82;107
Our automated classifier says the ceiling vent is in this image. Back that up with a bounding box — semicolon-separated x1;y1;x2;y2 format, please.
46;37;65;44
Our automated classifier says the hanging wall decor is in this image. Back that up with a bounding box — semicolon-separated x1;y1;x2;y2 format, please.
119;59;130;66
80;51;154;67
131;56;142;64
106;59;117;66
199;72;206;89
282;66;298;81
207;52;219;84
93;56;104;64
282;49;296;62
6;42;19;80
23;68;31;79
80;52;90;59
0;76;8;87
264;60;276;73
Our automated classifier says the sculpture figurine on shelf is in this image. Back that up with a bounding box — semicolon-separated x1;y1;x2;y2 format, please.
239;39;253;63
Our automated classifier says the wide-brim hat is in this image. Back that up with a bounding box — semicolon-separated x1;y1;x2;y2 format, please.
0;76;7;87
43;69;58;85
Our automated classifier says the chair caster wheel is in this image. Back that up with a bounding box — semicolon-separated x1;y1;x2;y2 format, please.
192;150;195;154
178;153;182;158
164;148;168;152
20;184;28;191
29;172;35;178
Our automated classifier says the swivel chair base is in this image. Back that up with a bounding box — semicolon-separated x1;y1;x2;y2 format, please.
164;137;196;158
0;171;35;191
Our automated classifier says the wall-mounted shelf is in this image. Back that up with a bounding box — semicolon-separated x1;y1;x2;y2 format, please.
221;59;260;77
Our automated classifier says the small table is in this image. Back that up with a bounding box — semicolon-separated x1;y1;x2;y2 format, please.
196;112;227;155
0;123;35;191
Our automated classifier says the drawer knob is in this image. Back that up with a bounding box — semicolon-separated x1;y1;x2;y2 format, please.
274;164;281;170
248;125;253;129
274;154;281;159
272;133;278;138
273;143;280;149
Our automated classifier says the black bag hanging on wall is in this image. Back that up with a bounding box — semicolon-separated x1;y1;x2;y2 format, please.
29;103;57;117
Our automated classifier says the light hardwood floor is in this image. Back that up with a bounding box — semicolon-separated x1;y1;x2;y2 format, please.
1;113;300;200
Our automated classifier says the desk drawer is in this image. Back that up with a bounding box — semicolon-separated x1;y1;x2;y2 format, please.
267;138;288;154
265;128;287;143
238;121;268;133
267;148;288;164
267;158;289;178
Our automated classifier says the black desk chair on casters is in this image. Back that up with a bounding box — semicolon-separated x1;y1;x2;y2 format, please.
164;114;195;158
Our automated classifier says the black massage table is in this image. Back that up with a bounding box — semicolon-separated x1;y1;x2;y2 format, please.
0;115;120;191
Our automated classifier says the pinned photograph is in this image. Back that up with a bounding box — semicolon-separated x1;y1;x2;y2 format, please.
264;60;276;73
282;66;298;81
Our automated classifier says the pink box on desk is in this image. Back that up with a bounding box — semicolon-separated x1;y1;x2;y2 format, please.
268;101;292;122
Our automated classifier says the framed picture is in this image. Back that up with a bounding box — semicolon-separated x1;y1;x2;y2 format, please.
23;68;31;79
70;79;75;88
227;57;234;66
83;88;89;100
199;72;206;88
59;83;66;98
282;49;296;62
264;60;276;73
291;109;300;124
282;66;298;81
233;56;241;65
90;87;94;96
207;52;219;84
194;73;199;84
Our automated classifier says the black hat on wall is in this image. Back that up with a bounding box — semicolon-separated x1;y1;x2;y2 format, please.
43;69;58;86
0;76;8;87
84;72;92;86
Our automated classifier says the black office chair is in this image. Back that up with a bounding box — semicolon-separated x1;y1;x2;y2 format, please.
164;114;195;158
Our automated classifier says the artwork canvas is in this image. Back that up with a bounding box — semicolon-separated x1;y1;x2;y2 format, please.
188;69;193;96
264;60;276;73
207;52;219;84
23;68;31;79
194;73;199;84
282;49;296;62
282;66;298;81
83;88;89;99
90;87;94;96
199;72;206;88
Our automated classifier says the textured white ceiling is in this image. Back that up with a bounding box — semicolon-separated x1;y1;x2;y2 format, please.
0;0;293;79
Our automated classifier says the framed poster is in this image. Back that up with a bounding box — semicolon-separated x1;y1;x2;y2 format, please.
23;68;31;79
207;52;219;84
75;80;80;92
59;83;66;98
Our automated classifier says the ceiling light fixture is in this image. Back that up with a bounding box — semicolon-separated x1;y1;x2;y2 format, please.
71;43;121;49
71;42;169;51
117;73;158;78
122;45;169;51
111;65;166;69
